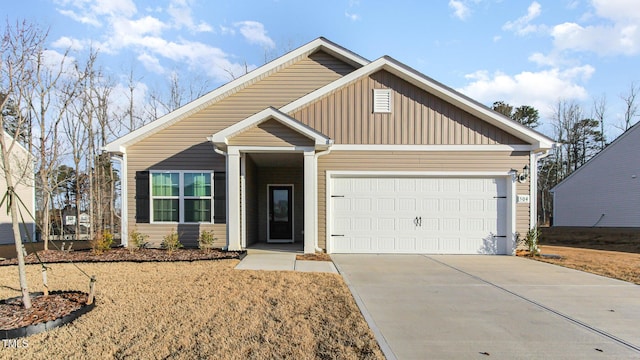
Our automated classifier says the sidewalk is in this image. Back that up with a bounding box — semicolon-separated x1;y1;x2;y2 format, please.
235;250;338;273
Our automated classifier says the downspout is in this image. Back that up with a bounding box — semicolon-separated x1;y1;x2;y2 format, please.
110;153;126;247
314;143;333;253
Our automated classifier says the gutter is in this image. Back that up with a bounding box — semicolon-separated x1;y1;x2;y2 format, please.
314;142;333;252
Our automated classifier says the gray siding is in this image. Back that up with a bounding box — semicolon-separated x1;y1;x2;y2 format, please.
553;124;640;227
292;70;527;145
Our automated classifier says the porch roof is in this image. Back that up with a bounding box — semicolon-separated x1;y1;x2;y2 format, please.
208;107;333;151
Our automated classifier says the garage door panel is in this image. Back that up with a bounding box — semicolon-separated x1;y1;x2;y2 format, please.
330;177;508;254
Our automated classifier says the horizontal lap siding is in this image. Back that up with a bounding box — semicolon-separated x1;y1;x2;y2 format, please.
316;151;530;250
127;51;355;246
228;119;314;147
291;70;527;145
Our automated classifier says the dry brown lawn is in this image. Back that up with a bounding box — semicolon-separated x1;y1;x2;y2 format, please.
0;260;383;359
537;245;640;285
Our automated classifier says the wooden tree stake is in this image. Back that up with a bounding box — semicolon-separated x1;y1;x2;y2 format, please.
87;275;96;305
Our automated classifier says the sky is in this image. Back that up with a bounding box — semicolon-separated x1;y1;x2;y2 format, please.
6;0;640;141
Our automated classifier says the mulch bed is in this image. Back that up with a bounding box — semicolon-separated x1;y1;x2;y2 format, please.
0;248;244;266
0;292;89;332
296;252;332;261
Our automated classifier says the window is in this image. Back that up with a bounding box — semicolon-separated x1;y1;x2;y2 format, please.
373;89;392;113
151;171;213;223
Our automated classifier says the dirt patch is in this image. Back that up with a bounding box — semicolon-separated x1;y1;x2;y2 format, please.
0;261;383;359
295;253;332;261
540;227;640;253
0;248;242;266
536;245;640;285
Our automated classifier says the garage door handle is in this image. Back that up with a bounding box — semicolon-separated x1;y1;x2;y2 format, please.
414;217;422;227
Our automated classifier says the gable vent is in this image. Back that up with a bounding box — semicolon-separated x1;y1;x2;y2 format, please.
373;89;392;113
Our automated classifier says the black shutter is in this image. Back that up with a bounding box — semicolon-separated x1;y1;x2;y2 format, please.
135;171;150;223
213;172;226;224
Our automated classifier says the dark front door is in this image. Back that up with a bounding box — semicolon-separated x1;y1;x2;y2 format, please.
268;185;293;242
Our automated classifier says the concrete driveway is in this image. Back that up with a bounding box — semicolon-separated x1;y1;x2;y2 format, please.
332;255;640;359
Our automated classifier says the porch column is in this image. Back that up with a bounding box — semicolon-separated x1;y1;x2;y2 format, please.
303;151;316;254
227;149;242;251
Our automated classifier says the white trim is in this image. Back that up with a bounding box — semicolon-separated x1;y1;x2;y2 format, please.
329;144;534;152
104;37;366;153
280;57;555;151
303;151;316;254
227;153;241;250
227;146;316;155
211;107;332;148
240;153;247;249
148;170;215;224
267;184;295;243
325;170;516;255
328;170;512;177
507;175;517;255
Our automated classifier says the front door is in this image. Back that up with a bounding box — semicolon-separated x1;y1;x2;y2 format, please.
268;185;293;242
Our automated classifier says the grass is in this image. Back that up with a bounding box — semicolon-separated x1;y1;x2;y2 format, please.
537;245;640;285
0;260;383;359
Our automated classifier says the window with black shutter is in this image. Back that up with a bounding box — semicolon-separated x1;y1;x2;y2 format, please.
135;171;150;223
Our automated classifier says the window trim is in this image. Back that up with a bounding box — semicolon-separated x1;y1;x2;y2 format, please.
150;170;214;224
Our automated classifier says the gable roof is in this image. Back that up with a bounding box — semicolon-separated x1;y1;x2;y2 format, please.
104;37;369;154
105;37;555;154
552;121;640;192
280;56;555;150
209;107;332;150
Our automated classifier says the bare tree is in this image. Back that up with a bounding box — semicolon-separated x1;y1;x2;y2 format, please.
620;82;639;131
592;94;607;150
0;20;45;309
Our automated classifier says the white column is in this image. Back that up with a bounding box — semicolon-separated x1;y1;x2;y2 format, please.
303;151;316;254
507;174;517;255
227;149;242;251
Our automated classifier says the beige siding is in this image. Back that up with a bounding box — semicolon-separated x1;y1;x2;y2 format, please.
228;118;314;147
127;51;355;245
316;151;530;250
292;70;527;145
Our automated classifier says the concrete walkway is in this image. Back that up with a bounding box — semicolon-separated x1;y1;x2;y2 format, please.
234;247;338;273
333;254;640;360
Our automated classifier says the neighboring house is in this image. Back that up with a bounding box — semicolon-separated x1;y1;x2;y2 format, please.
552;121;640;227
0;130;36;245
105;38;554;255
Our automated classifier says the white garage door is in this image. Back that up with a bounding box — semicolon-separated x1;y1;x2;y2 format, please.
330;177;508;254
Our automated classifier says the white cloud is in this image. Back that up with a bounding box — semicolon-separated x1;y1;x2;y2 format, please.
458;65;594;117
345;12;361;21
56;9;102;27
52;36;86;51
234;21;276;49
137;53;165;74
503;1;543;36
551;21;640;56
449;0;471;20
167;0;213;32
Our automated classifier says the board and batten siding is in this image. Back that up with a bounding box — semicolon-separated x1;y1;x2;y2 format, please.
316;151;530;250
127;51;355;246
291;70;527;146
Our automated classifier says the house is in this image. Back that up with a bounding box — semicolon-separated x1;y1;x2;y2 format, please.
0;130;36;245
552;121;640;227
104;37;554;255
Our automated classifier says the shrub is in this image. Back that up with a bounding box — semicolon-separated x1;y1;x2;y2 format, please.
162;229;183;254
92;230;114;254
198;230;217;253
129;227;149;252
524;226;541;256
